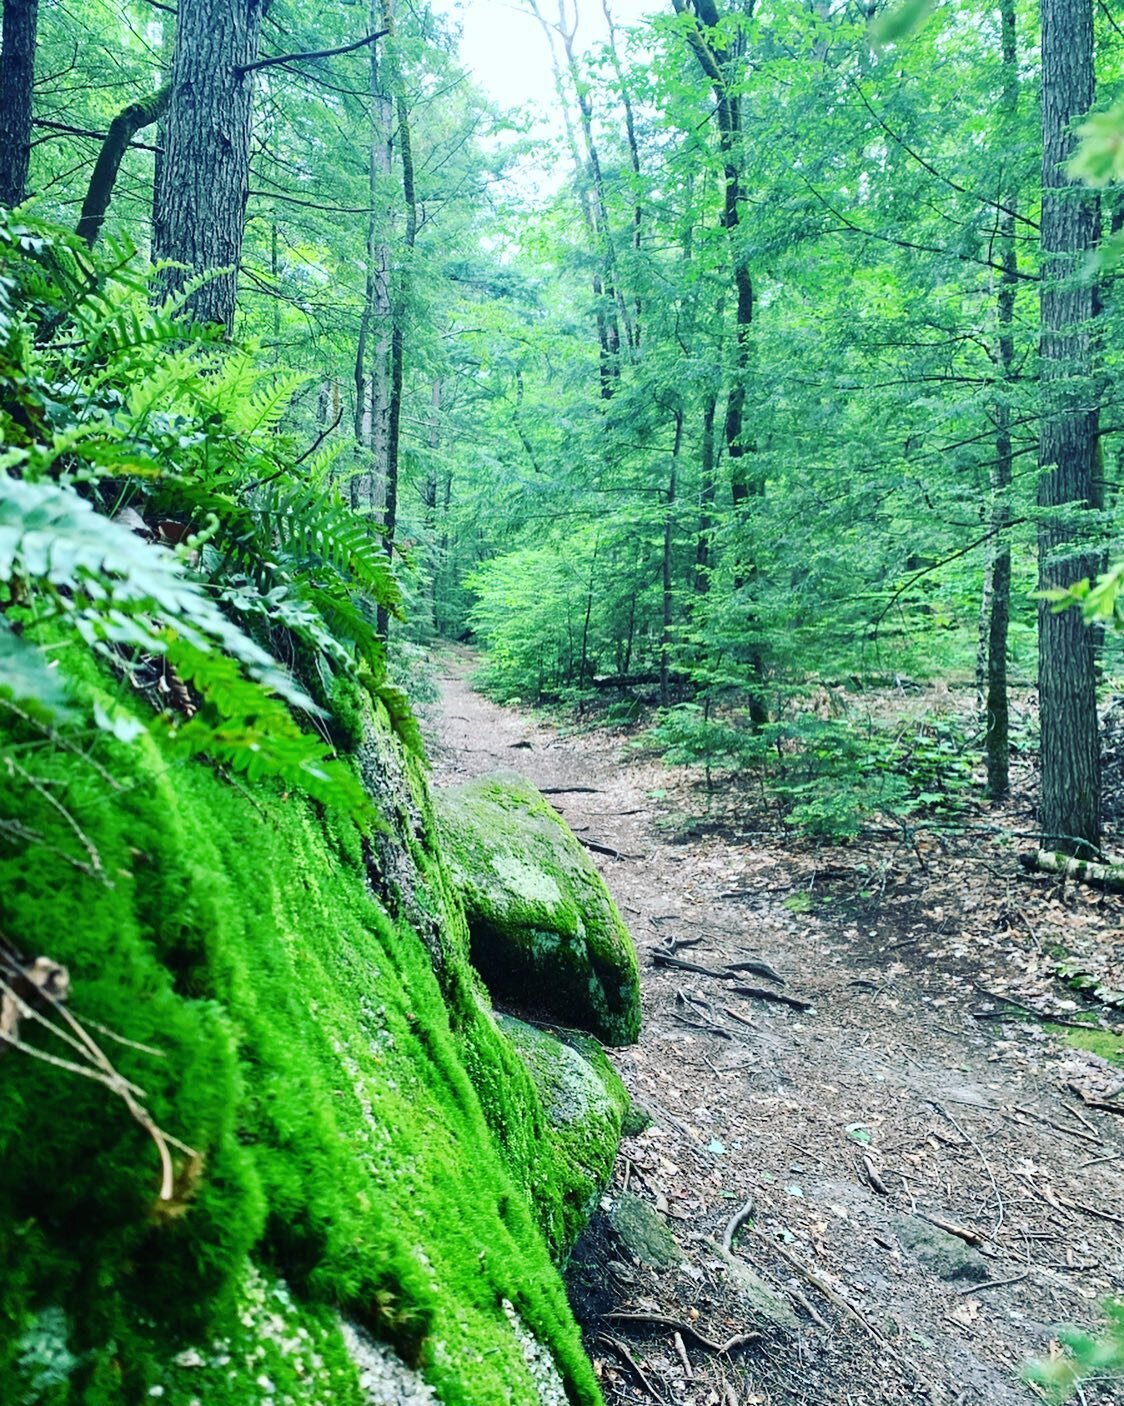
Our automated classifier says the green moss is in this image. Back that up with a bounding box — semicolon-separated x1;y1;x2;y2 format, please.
434;775;641;1046
0;671;604;1406
497;1018;628;1259
1053;1026;1124;1066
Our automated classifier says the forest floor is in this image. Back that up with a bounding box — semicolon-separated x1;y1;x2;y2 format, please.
427;650;1124;1406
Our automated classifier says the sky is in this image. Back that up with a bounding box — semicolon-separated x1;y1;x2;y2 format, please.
434;0;658;112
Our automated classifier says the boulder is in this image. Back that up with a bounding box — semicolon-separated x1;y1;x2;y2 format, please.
435;773;642;1045
498;1015;631;1257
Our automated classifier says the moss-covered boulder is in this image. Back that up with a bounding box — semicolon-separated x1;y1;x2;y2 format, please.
435;774;642;1046
0;667;612;1405
498;1017;630;1258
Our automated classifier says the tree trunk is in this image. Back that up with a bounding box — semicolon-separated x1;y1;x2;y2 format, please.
0;0;39;209
377;88;417;639
661;412;684;707
152;0;265;331
1036;0;1101;857
695;392;717;591
352;0;395;519
77;86;169;247
982;0;1018;801
526;0;622;395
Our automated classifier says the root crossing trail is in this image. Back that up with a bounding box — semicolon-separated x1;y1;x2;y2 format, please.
429;654;1124;1406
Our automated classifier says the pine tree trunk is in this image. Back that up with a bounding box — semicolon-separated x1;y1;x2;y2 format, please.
1036;0;1101;857
0;0;39;209
152;0;265;331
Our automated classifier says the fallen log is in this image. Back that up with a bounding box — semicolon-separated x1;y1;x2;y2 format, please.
1019;849;1124;894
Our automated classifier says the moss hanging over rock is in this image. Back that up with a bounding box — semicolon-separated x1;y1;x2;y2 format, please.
434;774;642;1046
0;663;615;1406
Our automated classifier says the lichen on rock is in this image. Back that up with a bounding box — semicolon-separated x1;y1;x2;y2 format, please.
434;773;642;1046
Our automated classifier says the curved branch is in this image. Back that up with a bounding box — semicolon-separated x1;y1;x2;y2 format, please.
235;29;388;76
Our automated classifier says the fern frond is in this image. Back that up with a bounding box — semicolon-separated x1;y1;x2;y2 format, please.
0;475;316;712
261;480;402;616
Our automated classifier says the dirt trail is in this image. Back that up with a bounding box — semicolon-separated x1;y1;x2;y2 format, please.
428;653;1124;1406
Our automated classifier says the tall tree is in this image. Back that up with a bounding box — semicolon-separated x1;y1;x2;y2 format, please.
1037;0;1102;856
981;0;1020;801
152;0;267;330
0;0;38;208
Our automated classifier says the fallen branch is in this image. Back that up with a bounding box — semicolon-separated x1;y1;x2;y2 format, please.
1019;849;1124;894
971;983;1101;1032
597;1333;660;1398
1067;1082;1124;1117
725;958;785;985
578;837;638;860
918;1212;984;1247
727;984;813;1012
603;1311;759;1356
539;786;601;794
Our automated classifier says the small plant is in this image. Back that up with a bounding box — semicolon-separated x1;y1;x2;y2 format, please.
1025;1299;1124;1401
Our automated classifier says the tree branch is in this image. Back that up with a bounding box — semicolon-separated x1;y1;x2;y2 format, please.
235;29;388;76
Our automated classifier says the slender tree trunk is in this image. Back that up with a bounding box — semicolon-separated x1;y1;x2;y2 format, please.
661;412;684;707
1037;0;1101;856
982;0;1018;801
377;87;417;638
152;0;265;331
695;392;718;591
0;0;38;208
352;0;395;517
77;87;169;247
526;0;622;395
601;0;643;347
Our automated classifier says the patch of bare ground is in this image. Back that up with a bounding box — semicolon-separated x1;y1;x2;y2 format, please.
427;651;1124;1406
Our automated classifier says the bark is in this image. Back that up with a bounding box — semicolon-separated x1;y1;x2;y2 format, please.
77;86;169;247
0;0;39;208
152;0;266;331
981;0;1018;801
1036;0;1101;857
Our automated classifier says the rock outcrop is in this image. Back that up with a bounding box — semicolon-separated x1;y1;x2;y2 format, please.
435;773;642;1046
0;672;639;1404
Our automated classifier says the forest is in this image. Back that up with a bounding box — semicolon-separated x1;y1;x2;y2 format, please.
2;0;1124;1401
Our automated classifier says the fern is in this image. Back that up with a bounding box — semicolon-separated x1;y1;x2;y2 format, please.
0;475;315;713
165;641;372;823
262;479;402;616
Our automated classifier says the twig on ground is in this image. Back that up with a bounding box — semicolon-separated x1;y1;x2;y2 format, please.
928;1099;1003;1237
955;1270;1029;1295
596;1333;661;1400
722;1196;756;1252
672;1330;693;1378
603;1312;760;1356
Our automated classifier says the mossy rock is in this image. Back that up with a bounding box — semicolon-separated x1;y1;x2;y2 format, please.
497;1016;629;1259
0;665;604;1405
606;1194;682;1271
435;774;641;1046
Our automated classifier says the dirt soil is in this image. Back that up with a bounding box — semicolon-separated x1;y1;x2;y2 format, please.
427;652;1124;1406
